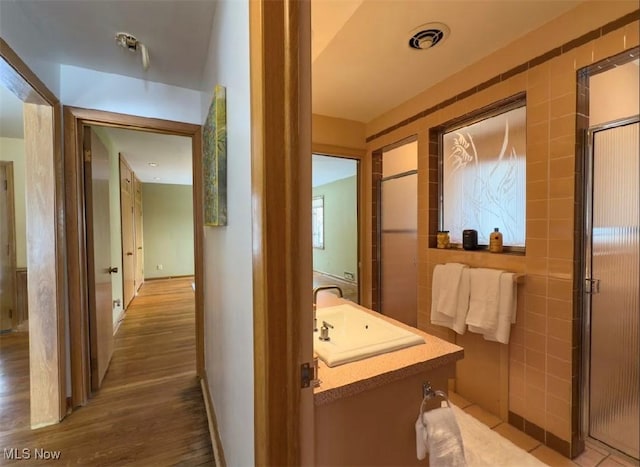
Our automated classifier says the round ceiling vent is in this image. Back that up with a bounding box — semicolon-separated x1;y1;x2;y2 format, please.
408;23;449;50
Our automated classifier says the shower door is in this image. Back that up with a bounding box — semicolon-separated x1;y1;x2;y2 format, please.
380;171;417;326
587;119;639;459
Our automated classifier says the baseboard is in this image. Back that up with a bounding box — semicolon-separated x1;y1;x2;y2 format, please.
145;274;195;281
200;371;226;467
508;410;572;458
313;270;357;284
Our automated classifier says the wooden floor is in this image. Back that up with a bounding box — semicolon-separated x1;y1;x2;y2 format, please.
0;278;214;466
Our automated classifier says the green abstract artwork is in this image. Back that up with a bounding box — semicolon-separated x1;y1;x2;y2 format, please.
203;85;227;226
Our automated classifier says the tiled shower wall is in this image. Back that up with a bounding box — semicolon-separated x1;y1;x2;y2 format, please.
365;10;639;458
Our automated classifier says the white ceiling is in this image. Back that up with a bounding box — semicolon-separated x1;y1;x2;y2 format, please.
312;154;357;187
0;0;592;176
0;0;216;91
95;127;192;185
312;0;583;122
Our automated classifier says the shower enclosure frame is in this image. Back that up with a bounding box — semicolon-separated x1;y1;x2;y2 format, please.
575;46;639;460
580;115;639;457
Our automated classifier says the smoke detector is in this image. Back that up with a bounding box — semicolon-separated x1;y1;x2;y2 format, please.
115;32;150;70
408;23;450;50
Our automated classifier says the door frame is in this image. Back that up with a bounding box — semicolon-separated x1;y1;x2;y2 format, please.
581;115;639;446
250;0;312;464
0;161;17;330
576;45;640;456
63;106;204;407
0;38;66;427
311;152;363;304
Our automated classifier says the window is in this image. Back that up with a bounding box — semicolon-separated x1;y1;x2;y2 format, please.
440;103;526;248
312;196;324;249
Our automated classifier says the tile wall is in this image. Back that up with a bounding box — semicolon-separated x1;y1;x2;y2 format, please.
365;10;640;458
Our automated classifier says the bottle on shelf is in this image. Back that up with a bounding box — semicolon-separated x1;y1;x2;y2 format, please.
489;227;503;253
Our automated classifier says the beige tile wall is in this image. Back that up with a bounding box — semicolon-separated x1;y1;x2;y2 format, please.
365;14;640;448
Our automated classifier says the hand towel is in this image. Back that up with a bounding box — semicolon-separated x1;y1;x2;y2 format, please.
485;273;517;344
465;268;503;333
436;263;467;317
452;269;470;334
431;265;470;335
416;407;466;466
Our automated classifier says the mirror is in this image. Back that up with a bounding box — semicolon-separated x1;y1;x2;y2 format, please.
311;154;359;303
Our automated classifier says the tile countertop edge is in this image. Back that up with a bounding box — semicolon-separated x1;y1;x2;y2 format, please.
313;348;464;406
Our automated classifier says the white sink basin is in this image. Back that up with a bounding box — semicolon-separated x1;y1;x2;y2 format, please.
314;304;425;367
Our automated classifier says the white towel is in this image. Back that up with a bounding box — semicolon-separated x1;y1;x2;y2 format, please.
415;408;466;466
465;268;503;333
431;266;470;335
484;273;517;344
436;263;467;317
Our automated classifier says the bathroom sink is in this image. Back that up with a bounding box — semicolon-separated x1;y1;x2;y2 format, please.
314;304;425;367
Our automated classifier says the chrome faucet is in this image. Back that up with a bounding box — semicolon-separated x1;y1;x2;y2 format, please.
312;285;343;332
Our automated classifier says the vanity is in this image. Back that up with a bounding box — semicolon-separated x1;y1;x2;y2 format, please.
313;293;464;466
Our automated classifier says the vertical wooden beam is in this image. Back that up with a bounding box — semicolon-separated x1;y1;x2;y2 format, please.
251;0;312;464
2;38;66;428
23;103;64;427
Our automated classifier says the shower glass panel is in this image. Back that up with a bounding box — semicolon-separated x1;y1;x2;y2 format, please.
380;173;417;326
589;121;639;459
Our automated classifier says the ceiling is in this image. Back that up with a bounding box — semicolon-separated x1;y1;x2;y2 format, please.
312;0;583;122
312;154;357;187
95;127;192;185
0;0;217;91
1;0;590;180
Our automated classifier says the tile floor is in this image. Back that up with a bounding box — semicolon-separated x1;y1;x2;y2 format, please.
449;392;640;467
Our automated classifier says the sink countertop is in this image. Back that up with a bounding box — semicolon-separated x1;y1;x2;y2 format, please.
313;292;464;406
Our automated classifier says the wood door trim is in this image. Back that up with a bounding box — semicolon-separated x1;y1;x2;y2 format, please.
1;39;66;426
0;162;17;329
0;38;57;105
250;0;311;464
64;107;204;407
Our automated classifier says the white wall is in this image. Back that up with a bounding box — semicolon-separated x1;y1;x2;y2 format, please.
200;0;254;465
0;137;27;268
61;65;204;125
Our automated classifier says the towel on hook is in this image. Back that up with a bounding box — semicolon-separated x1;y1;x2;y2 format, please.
415;407;466;466
484;273;517;344
465;268;503;332
431;266;470;334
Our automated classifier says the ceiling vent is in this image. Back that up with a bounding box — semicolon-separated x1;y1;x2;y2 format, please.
408;23;449;50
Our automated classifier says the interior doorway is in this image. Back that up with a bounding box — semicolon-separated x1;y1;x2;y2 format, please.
64;107;203;407
311;154;360;303
0;40;66;429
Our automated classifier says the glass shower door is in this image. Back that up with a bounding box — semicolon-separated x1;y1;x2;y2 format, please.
380;172;417;326
588;120;639;459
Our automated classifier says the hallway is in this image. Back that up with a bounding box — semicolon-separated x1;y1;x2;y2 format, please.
0;278;213;466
